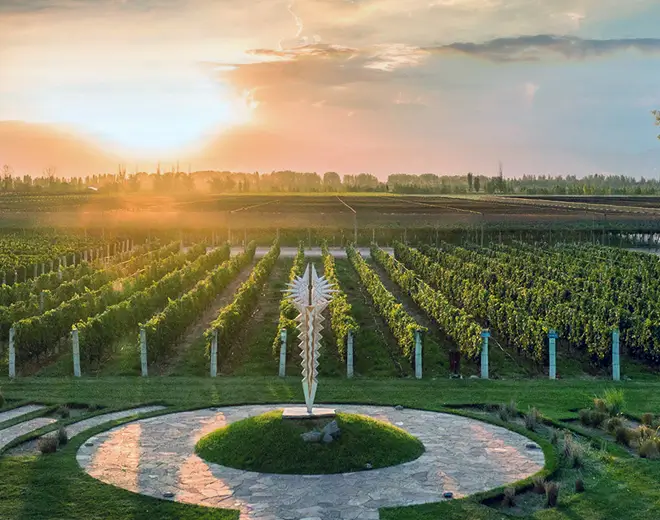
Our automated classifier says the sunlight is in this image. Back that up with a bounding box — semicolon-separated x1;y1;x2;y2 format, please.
48;74;254;158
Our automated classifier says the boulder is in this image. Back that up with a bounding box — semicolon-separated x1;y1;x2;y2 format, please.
301;431;322;443
322;433;334;444
322;420;341;439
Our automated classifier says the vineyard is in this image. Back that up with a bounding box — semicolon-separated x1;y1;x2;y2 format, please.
1;229;660;380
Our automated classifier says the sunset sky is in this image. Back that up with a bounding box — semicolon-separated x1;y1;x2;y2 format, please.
1;0;660;178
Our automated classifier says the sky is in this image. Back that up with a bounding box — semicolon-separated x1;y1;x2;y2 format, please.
1;0;660;178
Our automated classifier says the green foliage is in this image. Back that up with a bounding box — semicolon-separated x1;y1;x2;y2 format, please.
75;243;226;366
271;242;305;356
602;388;625;416
321;242;358;359
639;439;660;459
143;242;254;363
346;244;424;360
374;244;482;359
205;239;280;361
0;388;4;408
195;410;424;474
579;409;608;428
12;242;201;364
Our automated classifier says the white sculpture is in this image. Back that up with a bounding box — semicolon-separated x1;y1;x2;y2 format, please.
285;263;335;414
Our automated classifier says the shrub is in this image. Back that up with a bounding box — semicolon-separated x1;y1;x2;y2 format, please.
57;426;68;446
532;476;546;494
615;426;639;447
525;407;541;431
606;416;624;434
579;409;607;428
37;435;58;454
638;426;656;443
639;439;660;459
593;398;608;414
502;487;516;507
545;482;560;507
603;388;625;416
641;413;654;426
575;479;585;493
57;405;70;419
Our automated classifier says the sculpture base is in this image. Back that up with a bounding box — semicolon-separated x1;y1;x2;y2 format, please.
282;407;336;420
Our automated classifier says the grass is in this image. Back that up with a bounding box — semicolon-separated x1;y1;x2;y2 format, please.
2;377;660;518
195;410;424;474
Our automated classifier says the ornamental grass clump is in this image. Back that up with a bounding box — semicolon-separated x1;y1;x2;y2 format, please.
602;389;625;417
641;413;654;426
525;407;541;431
605;416;624;434
545;482;560;507
501;487;516;507
563;432;585;468
532;476;546;494
57;426;68;446
37;435;58;454
638;439;660;459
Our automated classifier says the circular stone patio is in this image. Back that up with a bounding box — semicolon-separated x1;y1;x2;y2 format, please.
76;404;545;520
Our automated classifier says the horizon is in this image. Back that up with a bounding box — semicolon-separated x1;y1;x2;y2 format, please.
1;1;660;179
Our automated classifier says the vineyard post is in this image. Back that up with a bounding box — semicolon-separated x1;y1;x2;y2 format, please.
8;327;15;378
39;291;44;313
140;328;148;377
62;255;67;268
71;327;81;378
347;330;354;378
278;328;287;377
41;262;45;275
83;250;88;262
548;329;558;380
106;244;110;259
210;330;218;377
480;330;490;379
113;243;117;256
372;228;375;245
414;329;423;379
1;272;4;285
49;259;53;272
612;329;620;381
33;264;37;278
353;215;358;245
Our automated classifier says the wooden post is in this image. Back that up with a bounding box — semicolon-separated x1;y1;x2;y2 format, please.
8;327;15;378
353;215;358;245
548;329;558;380
33;264;37;278
63;255;67;268
106;244;110;259
39;291;45;313
414;329;422;379
140;327;148;377
72;327;81;377
347;331;354;378
41;262;45;275
480;330;490;379
372;228;376;245
612;329;620;381
279;329;287;377
210;330;218;377
83;250;88;262
49;259;54;272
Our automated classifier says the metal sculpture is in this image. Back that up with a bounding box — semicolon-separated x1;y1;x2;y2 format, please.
285;263;335;414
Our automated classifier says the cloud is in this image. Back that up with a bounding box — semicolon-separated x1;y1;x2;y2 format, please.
426;35;660;62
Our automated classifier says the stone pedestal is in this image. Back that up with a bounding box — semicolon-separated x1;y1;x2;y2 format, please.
282;407;336;420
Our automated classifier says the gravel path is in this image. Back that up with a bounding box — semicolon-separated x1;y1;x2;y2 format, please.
0;418;57;451
0;405;46;426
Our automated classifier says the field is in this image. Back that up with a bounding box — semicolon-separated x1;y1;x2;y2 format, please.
2;192;660;519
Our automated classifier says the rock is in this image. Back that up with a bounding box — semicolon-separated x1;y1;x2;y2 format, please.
365;462;372;470
322;433;334;444
301;431;322;443
322;420;341;439
162;491;174;498
394;405;404;411
84;442;93;447
526;442;540;450
443;492;454;499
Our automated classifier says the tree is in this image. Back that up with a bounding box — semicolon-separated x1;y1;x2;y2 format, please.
473;176;480;193
654;110;660;139
467;172;473;192
323;171;342;191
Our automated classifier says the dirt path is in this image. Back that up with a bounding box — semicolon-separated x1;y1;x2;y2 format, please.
154;261;256;376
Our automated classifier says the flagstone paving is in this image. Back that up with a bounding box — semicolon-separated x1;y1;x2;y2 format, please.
0;404;46;426
77;404;545;520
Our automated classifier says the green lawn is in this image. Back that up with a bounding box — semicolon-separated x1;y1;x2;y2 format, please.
196;410;424;474
2;376;660;519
